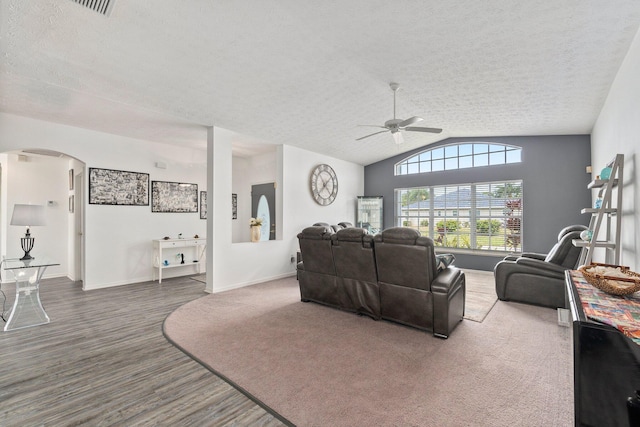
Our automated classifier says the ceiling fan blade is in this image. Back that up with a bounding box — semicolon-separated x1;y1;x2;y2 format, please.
356;130;389;141
357;124;388;129
399;116;423;127
405;126;443;134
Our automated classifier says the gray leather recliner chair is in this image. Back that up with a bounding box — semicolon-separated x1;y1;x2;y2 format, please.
373;227;466;338
297;225;339;307
494;224;588;308
331;227;380;319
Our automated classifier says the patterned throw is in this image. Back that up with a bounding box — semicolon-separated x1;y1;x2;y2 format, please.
570;270;640;345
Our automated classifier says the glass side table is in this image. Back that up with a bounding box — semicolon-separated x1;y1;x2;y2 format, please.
2;257;59;332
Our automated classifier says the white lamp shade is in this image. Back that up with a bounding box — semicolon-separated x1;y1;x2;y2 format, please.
392;131;404;145
10;204;47;227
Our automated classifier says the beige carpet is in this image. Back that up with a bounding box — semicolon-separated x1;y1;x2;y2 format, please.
464;269;499;322
164;273;572;426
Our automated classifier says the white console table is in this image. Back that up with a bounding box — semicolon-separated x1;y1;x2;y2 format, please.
152;238;206;283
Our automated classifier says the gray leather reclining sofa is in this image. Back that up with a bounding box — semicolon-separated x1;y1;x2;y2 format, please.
297;226;466;338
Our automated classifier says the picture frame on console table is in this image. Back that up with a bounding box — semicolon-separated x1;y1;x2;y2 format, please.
151;181;198;213
200;191;207;219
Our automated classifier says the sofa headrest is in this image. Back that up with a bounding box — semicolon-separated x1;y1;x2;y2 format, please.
374;227;423;245
298;225;333;240
557;224;588;241
313;222;330;226
331;227;373;248
338;222;353;228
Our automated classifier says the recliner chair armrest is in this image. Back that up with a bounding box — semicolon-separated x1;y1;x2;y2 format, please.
519;252;547;261
431;267;464;295
514;257;567;277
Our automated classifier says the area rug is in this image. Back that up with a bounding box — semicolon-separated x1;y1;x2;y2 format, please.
463;269;498;322
163;275;572;426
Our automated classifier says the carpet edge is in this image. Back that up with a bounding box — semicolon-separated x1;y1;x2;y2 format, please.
162;310;295;427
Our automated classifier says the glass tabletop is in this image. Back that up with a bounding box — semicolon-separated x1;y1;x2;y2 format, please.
3;256;59;270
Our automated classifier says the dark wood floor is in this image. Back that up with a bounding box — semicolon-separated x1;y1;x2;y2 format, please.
0;275;286;426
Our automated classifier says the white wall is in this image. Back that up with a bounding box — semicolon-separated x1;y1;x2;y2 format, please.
0;112;207;289
207;129;364;293
592;26;640;271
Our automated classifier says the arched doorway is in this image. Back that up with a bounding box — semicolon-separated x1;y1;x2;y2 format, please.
0;149;85;285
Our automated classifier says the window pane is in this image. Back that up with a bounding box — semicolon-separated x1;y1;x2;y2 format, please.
489;151;505;165
419;152;431;161
408;163;419;174
489;144;505;152
419;161;431;173
400;164;407;174
432;159;444;171
459;155;473;169
459;144;473;156
474;153;488;167
506;149;521;163
431;147;444;159
445;157;458;170
445;145;458;157
474;144;488;154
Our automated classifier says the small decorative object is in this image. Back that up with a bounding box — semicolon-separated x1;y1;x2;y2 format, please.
579;263;640;296
594;198;603;209
163;260;169;266
600;166;612;180
250;217;263;242
163;236;170;240
181;253;185;264
580;229;593;242
194;234;199;238
178;233;183;239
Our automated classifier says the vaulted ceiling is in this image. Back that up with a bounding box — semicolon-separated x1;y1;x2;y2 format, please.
2;1;640;165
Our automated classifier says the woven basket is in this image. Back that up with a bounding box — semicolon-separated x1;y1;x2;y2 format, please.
578;263;640;296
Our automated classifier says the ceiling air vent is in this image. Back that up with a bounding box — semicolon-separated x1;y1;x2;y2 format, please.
71;0;115;16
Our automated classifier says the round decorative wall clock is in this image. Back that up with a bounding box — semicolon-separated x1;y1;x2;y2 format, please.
310;164;338;205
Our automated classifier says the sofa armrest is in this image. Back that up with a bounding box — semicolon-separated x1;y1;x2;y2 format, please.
514;257;567;278
431;267;464;295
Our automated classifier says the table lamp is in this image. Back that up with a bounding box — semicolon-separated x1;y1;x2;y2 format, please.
10;204;46;260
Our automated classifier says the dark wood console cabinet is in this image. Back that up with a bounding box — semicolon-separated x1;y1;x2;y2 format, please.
565;270;640;426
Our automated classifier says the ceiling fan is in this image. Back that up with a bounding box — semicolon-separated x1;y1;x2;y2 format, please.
356;82;442;145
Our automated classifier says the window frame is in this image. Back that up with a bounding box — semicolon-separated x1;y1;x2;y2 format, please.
394;142;522;176
395;180;523;254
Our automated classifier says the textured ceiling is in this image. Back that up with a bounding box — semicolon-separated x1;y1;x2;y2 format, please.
2;1;640;165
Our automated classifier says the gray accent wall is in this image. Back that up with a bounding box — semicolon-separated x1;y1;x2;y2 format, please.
364;135;592;271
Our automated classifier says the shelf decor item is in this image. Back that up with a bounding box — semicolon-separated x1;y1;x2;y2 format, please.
250;217;263;242
579;263;640;296
580;229;593;242
600;166;612;180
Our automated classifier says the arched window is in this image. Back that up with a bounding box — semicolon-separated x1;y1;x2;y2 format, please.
394;143;522;175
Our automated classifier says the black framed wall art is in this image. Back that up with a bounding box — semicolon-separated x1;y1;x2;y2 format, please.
89;168;149;206
200;191;207;219
152;181;198;213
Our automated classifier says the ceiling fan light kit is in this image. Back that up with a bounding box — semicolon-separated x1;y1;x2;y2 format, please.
357;82;442;143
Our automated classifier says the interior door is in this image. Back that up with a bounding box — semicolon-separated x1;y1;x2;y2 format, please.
251;183;276;241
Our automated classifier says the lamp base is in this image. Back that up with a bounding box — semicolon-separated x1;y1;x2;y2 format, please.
20;236;35;261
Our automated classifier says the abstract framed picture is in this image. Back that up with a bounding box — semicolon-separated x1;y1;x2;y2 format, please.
200;191;207;219
152;181;198;213
69;169;74;190
232;193;237;219
89;168;149;206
